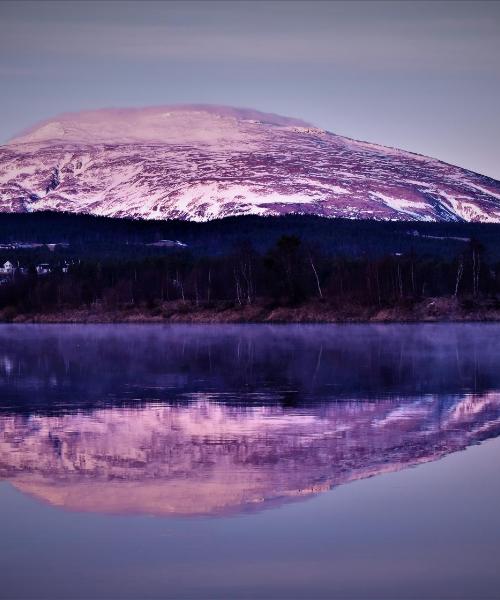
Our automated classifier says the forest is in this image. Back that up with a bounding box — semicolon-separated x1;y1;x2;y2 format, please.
1;211;499;321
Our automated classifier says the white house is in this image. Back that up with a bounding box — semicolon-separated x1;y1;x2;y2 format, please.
0;261;14;275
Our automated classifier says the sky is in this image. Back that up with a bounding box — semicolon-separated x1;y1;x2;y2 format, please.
0;0;499;179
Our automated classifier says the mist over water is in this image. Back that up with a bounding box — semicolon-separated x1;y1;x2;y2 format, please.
1;323;499;412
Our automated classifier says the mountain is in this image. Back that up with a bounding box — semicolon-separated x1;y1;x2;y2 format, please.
1;104;500;222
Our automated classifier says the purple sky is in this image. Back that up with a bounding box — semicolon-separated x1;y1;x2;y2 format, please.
1;0;499;179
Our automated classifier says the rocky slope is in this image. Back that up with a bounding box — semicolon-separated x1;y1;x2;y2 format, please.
1;105;500;222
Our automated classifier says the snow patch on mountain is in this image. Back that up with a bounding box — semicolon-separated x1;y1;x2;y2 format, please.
369;191;431;221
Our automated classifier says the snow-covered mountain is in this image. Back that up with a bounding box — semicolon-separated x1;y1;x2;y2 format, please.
1;104;500;222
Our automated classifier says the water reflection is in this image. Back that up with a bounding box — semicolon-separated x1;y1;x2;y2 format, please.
2;393;500;516
1;324;500;517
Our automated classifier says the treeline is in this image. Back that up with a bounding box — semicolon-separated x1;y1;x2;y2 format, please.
3;211;500;260
1;235;499;317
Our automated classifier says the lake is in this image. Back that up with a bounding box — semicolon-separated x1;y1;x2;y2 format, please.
0;324;499;599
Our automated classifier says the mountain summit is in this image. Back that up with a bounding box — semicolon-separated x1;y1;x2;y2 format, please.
1;104;500;222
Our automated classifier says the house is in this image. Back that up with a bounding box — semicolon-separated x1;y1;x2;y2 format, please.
0;261;30;279
36;263;51;275
0;261;15;275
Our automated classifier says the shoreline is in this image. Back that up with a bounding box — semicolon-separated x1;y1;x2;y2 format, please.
3;297;500;324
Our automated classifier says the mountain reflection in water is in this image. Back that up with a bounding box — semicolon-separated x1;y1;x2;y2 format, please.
1;393;500;516
1;323;500;517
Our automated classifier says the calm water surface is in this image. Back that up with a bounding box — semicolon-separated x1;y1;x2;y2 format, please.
0;324;499;599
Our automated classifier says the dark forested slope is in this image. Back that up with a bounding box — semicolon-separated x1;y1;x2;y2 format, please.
1;211;500;259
